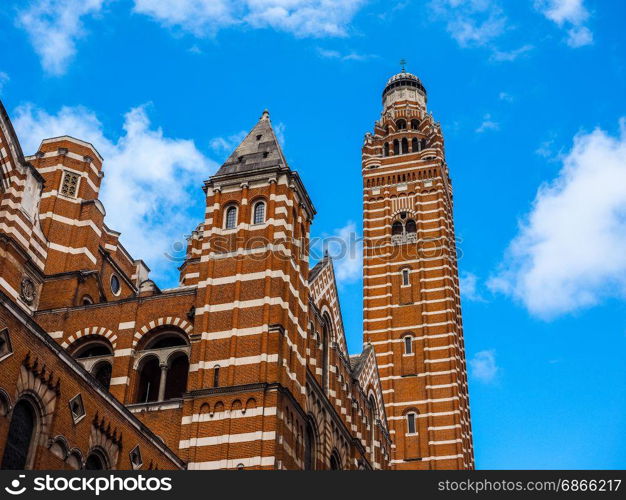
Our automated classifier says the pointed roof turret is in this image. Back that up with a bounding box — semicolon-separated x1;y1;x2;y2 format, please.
214;109;288;178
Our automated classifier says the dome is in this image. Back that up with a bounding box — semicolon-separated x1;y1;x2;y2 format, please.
382;71;427;99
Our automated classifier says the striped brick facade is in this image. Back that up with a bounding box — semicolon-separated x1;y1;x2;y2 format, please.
0;101;392;470
362;72;474;469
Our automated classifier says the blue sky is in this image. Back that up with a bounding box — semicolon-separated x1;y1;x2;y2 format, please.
2;0;625;470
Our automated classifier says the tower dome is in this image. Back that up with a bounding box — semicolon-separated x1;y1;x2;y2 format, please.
382;70;427;109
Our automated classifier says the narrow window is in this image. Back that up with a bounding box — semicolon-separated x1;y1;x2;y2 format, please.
392;221;404;236
412;137;419;152
396;119;406;130
411;119;419;130
92;362;112;390
404;335;413;355
60;171;80;198
402;269;410;287
393;139;400;156
383;143;389;157
401;138;409;154
225;206;237;229
213;365;220;388
1;399;36;469
253;201;266;224
406;412;417;434
405;219;417;234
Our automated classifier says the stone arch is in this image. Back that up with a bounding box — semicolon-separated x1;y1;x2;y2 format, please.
48;435;70;460
132;317;193;349
62;327;117;350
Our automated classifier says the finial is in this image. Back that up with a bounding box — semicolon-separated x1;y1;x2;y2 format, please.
261;109;270;120
400;58;407;72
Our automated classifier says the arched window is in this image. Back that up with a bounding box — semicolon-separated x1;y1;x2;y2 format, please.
304;420;316;470
404;335;413;355
163;353;189;399
74;340;112;358
252;201;266;224
402;269;410;287
85;450;107;470
92;361;112;390
405;219;417;234
329;450;342;470
383;143;389;157
412;137;419;152
81;295;93;305
145;333;187;350
396;119;407;130
1;399;36;469
406;412;417;434
401;138;408;154
411;119;419;130
213;365;220;388
392;221;404;236
224;205;237;229
393;139;400;156
135;356;160;403
421;138;427;150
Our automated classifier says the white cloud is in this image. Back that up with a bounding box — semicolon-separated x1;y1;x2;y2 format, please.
0;72;9;94
490;44;534;62
489;119;626;318
430;0;508;48
534;0;593;47
133;0;365;38
459;271;485;302
16;0;106;75
313;221;362;285
13;103;216;283
470;350;498;383
476;114;500;133
316;47;377;61
209;130;248;154
498;91;514;102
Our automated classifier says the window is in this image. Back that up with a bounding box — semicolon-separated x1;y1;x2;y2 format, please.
253;201;266;224
401;138;408;154
85;450;107;470
404;336;413;355
110;275;121;296
163;353;189;399
405;219;417;234
1;399;36;469
69;394;86;423
213;366;220;388
393;139;400;155
329;450;342;470
225;206;237;229
60;171;80;198
129;446;143;469
406;412;417;434
392;221;404;236
304;421;316;470
411;119;419;130
383;143;389;157
412;137;419;152
92;362;112;390
81;295;93;305
321;319;330;392
402;269;410;287
0;328;13;362
396;119;407;130
136;357;160;403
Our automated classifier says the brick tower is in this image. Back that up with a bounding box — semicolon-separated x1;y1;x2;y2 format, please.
362;70;474;469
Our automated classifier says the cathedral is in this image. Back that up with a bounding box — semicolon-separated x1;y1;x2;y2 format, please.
0;70;473;470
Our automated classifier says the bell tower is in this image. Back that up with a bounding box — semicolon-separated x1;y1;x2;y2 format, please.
362;70;474;469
